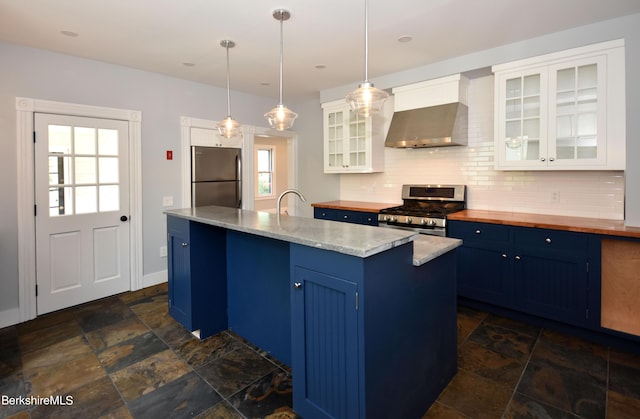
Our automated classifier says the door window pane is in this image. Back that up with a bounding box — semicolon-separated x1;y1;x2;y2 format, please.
98;129;119;155
48;125;72;153
75;157;97;184
99;185;120;212
99;157;119;183
74;127;96;154
49;186;73;216
75;186;97;214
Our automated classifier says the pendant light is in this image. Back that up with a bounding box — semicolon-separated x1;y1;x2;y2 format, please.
345;0;389;117
217;40;242;139
265;9;298;131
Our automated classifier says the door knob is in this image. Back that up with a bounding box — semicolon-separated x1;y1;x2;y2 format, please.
120;215;128;222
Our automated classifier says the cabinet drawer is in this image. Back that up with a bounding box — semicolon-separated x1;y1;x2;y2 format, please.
513;227;587;252
448;221;510;242
313;207;378;226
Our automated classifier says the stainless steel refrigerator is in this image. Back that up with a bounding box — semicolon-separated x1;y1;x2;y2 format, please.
191;146;241;208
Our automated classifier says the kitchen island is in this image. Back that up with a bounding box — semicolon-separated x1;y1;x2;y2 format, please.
165;206;462;419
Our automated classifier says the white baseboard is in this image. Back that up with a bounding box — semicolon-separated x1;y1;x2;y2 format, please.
0;307;21;328
141;270;168;289
1;273;169;329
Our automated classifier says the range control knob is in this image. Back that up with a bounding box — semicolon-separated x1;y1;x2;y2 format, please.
406;217;413;224
390;216;398;222
427;219;437;226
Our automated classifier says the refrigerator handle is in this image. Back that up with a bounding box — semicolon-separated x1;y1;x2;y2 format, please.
236;154;242;208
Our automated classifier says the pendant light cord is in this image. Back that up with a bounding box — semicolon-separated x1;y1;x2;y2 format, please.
225;43;232;116
364;0;370;83
278;16;284;106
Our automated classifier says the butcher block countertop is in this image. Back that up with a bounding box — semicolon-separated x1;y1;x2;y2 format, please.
448;209;640;239
311;200;399;213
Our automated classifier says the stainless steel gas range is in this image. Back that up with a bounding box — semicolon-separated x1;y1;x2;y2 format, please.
378;184;466;236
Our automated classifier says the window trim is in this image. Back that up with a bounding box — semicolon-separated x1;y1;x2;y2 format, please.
255;145;276;200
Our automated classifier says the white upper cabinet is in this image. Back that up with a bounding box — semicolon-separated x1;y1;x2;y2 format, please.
321;99;390;174
493;40;625;170
190;126;243;149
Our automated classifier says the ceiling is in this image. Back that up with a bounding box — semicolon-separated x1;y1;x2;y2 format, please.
2;0;640;100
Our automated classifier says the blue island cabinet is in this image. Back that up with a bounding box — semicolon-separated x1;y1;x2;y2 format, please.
290;242;457;419
167;215;228;338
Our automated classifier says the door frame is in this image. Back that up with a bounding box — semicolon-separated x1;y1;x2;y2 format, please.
16;97;142;322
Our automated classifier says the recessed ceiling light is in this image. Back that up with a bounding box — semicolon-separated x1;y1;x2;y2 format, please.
397;35;413;43
182;62;195;67
60;30;78;37
315;64;326;70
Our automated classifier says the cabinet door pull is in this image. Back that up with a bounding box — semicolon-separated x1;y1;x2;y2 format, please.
545;238;552;244
502;254;508;259
181;242;188;247
293;282;302;289
343;215;349;219
540;157;546;162
515;255;521;260
475;229;481;234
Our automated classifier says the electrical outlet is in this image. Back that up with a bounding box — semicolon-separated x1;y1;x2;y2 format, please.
162;196;174;207
551;191;559;202
160;246;167;258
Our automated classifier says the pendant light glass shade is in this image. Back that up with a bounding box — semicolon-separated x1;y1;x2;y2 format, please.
217;40;242;139
265;9;298;131
346;0;389;117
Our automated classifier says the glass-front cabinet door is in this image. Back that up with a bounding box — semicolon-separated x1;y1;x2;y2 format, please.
498;69;547;166
322;99;385;173
325;108;345;170
548;56;606;166
347;110;368;168
493;40;625;171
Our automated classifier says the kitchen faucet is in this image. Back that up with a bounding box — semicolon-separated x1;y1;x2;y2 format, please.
277;189;306;215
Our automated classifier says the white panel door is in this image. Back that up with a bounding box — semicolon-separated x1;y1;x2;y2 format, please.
34;113;130;314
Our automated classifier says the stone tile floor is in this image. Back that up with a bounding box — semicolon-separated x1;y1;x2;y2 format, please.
1;283;639;418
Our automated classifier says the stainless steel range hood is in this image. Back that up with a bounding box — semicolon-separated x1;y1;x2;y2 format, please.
384;102;468;148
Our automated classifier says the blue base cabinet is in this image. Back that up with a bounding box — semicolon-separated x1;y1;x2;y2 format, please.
291;243;457;419
449;222;512;307
449;220;590;328
313;207;378;226
291;266;359;419
167;216;228;338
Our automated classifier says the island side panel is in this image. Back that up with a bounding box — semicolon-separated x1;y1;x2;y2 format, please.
227;230;292;366
167;216;228;338
363;247;458;419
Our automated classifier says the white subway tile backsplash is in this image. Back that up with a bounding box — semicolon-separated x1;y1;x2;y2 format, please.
339;75;625;220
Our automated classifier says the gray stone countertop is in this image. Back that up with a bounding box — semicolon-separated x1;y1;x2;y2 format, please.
165;206;460;263
412;235;462;266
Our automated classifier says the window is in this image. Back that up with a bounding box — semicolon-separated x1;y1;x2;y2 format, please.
256;147;275;197
48;125;120;216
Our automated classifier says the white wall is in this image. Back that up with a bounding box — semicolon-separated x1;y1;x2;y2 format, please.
339;76;625;219
0;42;275;314
291;92;340;218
